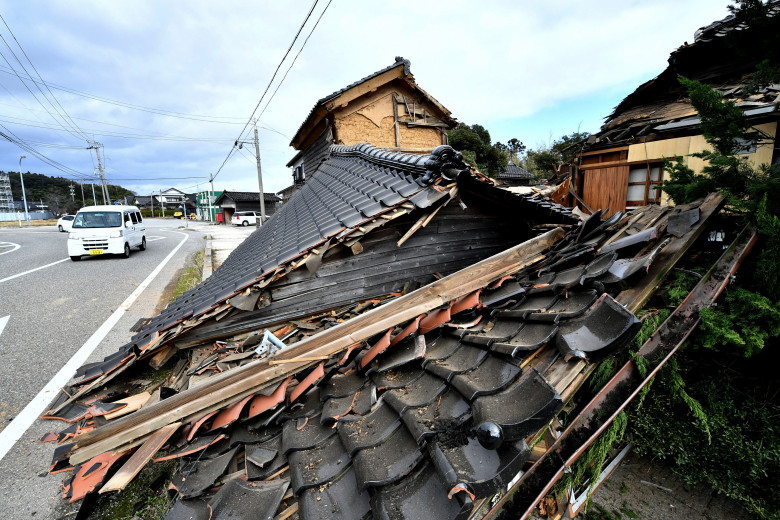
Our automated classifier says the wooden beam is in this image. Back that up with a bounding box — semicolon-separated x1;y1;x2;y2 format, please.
67;229;563;465
98;422;181;493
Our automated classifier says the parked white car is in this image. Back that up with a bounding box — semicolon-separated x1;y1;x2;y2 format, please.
56;214;75;232
232;211;260;226
67;205;146;261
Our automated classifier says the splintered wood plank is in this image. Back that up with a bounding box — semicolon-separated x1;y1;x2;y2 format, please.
104;392;152;421
99;422;181;494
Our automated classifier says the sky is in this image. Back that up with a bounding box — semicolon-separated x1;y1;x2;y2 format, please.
0;0;733;199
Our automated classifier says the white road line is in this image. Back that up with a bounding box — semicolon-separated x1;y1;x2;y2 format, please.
0;242;20;256
146;236;165;242
0;258;69;284
0;231;189;462
0;315;8;336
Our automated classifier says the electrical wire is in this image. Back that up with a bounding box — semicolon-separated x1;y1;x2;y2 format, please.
0;124;90;179
0;14;90;142
212;0;321;181
257;0;334;121
0;65;247;125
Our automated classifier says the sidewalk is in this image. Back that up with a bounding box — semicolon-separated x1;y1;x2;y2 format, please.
179;220;255;274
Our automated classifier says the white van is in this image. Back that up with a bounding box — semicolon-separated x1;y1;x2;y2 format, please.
67;205;147;261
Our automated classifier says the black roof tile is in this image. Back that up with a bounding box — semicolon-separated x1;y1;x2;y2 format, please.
289;434;351;495
401;388;471;445
383;372;448;414
490;322;559;357
337;401;402;456
321;385;374;423
281;413;337;455
370;461;473;520
430;437;530;498
555;293;641;362
298;467;371;520
450;356;523;400
472;368;562;446
207;478;289;520
425;345;489;382
352;426;423;490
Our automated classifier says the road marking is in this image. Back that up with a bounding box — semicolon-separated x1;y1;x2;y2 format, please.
0;315;8;336
147;236;165;242
0;258;69;284
0;242;20;256
0;231;189;462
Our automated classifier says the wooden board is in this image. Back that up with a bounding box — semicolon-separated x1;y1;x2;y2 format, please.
98;422;181;493
581;166;629;217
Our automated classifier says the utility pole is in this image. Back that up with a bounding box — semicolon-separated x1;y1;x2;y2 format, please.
19;155;29;226
150;192;154;217
160;191;165;218
79;183;85;206
210;173;216;223
88;142;110;205
69;184;75;202
254;125;266;223
91;183;97;205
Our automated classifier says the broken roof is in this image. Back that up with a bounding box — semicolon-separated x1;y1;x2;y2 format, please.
586;5;780;149
45;193;729;519
290;57;457;150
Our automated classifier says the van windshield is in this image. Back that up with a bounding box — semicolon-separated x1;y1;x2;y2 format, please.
72;211;122;228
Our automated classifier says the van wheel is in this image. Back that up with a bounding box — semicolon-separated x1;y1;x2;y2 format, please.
139;237;147;251
58;225;64;232
70;256;81;261
242;220;249;226
122;243;131;258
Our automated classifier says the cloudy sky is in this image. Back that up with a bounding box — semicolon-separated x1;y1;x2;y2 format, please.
0;1;731;198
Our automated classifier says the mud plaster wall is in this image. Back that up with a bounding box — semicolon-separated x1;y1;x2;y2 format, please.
333;83;446;149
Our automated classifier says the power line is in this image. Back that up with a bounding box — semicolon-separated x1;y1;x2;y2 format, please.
0;65;247;125
0;14;90;142
0;114;236;142
258;0;334;121
212;0;321;181
0;124;90;179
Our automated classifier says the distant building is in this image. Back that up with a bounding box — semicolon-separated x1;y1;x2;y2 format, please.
496;163;535;187
286;57;457;184
214;190;282;223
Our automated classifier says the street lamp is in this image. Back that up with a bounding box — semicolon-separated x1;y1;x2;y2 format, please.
19;155;30;227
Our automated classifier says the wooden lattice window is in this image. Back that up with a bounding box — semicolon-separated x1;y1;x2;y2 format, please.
626;164;662;207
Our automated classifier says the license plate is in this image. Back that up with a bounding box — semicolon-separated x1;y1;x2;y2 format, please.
89;249;103;255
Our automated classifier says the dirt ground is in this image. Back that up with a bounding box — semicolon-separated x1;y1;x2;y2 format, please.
579;452;748;520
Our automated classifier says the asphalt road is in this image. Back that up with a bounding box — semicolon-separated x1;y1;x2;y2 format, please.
0;218;206;518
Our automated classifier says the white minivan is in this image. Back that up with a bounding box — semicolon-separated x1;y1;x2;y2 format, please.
67;205;146;261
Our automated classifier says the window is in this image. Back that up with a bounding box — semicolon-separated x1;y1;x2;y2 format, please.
626;164;662;207
130;212;139;224
135;211;143;223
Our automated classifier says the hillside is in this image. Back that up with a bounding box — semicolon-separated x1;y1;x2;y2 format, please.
4;171;134;214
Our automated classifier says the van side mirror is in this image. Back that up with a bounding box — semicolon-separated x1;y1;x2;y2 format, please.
125;221;131;228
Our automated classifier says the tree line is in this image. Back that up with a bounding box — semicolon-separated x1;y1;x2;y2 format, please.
4;171;134;214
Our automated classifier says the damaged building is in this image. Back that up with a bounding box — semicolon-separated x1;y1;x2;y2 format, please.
38;52;760;520
574;5;780;216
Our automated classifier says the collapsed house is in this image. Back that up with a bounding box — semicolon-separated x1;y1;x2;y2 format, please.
38;48;762;518
573;5;780;216
39;139;755;519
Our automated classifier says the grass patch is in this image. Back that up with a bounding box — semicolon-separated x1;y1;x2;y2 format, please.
86;459;177;520
170;249;204;302
0;218;57;228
